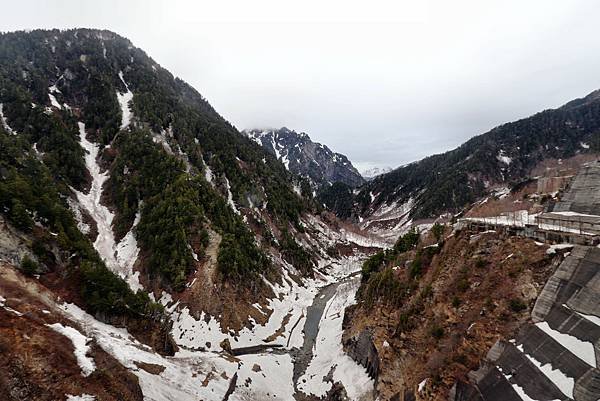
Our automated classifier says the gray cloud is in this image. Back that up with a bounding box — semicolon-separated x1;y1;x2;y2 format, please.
3;0;600;172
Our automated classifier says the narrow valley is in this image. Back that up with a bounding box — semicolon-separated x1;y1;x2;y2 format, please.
1;19;600;401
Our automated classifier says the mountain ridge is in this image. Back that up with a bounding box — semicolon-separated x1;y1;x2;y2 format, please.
0;27;384;326
319;88;600;230
244;126;365;189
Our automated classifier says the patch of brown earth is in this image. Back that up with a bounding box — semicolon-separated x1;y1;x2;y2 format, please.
134;361;166;375
530;153;597;177
466;154;595;220
263;312;292;342
38;261;174;356
177;229;275;333
465;180;542;218
0;263;143;401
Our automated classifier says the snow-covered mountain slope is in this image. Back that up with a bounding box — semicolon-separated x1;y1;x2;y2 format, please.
244;127;365;189
0;28;385;400
360;165;393;180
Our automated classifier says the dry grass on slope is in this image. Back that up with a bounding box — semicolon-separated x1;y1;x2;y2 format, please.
344;228;562;401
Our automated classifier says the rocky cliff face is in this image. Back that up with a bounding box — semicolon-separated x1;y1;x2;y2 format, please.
343;227;557;400
244;127;365;189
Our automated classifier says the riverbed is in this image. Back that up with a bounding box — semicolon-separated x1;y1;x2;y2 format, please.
294;273;374;400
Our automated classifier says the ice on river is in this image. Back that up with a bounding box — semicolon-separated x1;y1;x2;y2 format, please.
297;277;374;399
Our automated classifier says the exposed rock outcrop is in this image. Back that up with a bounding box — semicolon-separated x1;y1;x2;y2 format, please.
244;127;365;189
344;329;380;382
343;228;553;400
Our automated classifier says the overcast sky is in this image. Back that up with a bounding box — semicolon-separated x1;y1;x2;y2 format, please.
3;1;600;172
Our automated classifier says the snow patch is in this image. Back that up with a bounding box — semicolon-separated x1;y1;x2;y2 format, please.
46;323;96;376
66;395;96;401
492;186;510;199
235;353;296;400
0;103;17;135
116;71;133;130
418;378;427;393
67;198;91;234
203;158;214;185
152;130;173;154
72;122;142;292
360;197;415;245
565;305;600;327
546;243;574;255
72;122;118;269
223;176;239;215
172;266;316;350
339;229;390;249
535;321;596;367
516;344;574;398
48;80;63;109
0;295;24;316
497;149;512;165
115;209;143;292
58;303;236;401
48;93;62;109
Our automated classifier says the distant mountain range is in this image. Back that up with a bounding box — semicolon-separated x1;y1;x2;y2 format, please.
360;166;393;180
245;91;600;238
243;127;365;189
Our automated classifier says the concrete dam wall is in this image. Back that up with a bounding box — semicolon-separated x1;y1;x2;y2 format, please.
452;246;600;401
